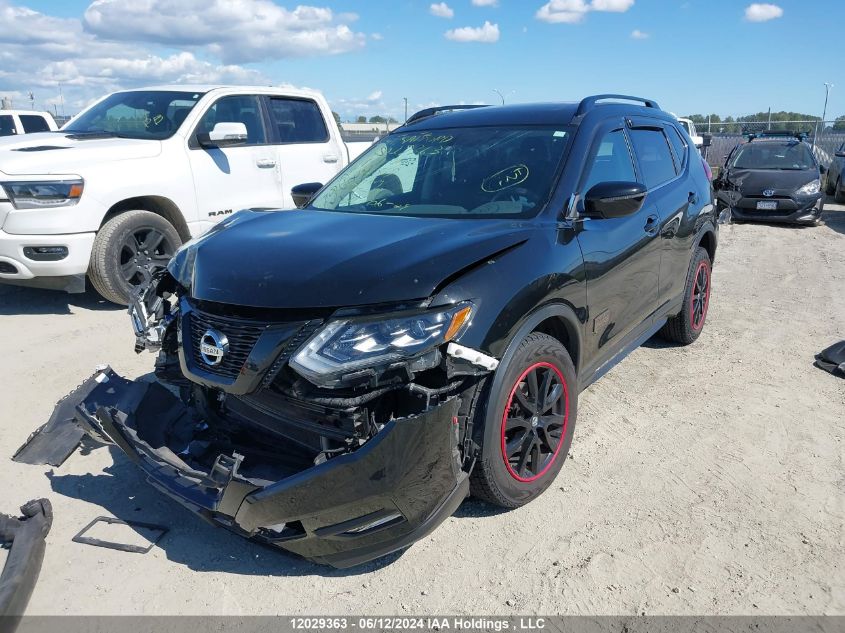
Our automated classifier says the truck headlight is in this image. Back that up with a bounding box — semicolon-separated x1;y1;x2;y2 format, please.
795;179;820;196
291;302;473;384
1;179;84;209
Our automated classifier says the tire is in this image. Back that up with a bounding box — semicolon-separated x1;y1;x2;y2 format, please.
88;210;182;305
835;178;845;204
470;332;578;508
660;247;712;345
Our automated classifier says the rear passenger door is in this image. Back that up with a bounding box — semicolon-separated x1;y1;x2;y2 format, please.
627;119;695;308
264;96;345;208
575;120;663;368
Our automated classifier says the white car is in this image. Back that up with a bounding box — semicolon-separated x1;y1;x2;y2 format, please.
676;117;704;149
0;110;59;137
0;85;372;303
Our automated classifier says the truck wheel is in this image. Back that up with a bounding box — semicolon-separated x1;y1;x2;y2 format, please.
470;332;577;508
88;210;181;305
660;247;711;345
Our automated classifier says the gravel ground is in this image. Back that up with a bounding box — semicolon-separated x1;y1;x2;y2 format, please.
1;199;843;616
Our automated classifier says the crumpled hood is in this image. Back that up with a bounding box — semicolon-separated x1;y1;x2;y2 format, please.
724;168;819;195
0;133;162;175
169;209;533;309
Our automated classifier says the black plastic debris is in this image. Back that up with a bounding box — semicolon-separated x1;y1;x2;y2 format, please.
0;499;53;633
815;340;845;378
72;516;168;554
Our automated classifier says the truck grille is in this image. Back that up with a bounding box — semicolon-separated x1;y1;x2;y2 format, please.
188;310;266;379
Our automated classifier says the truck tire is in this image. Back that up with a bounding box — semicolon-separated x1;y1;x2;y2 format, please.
88;210;181;305
660;247;712;345
470;332;577;508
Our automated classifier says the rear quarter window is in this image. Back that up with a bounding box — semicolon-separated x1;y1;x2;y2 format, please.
19;115;51;133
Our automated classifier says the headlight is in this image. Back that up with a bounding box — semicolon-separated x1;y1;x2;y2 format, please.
291;302;473;384
1;179;84;209
795;179;820;196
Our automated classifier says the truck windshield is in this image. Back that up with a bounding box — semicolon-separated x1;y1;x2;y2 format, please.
731;142;815;170
310;125;572;219
63;90;205;140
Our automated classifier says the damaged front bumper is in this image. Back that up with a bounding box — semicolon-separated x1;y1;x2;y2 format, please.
68;368;469;568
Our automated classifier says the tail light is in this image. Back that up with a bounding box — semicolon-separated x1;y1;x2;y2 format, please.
701;157;713;181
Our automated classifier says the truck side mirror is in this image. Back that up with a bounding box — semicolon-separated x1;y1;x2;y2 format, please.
291;182;323;209
197;122;248;148
701;134;713;148
584;182;647;219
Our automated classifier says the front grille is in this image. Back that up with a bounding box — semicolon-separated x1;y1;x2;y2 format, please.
188;310;266;379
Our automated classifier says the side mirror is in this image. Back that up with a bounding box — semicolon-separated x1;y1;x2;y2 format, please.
701;134;713;148
196;122;248;148
291;182;323;209
584;182;647;219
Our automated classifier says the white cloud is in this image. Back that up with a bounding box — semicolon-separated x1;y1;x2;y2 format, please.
430;2;454;18
371;32;384;40
83;0;367;64
536;0;634;24
744;3;783;22
471;0;499;6
630;29;649;38
444;20;500;43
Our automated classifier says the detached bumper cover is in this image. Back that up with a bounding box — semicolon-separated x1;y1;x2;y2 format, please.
66;369;468;568
0;499;53;627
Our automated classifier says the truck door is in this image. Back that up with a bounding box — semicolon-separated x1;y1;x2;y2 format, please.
187;95;283;232
264;96;345;207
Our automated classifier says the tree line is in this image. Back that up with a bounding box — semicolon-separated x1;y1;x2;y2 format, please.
686;111;845;133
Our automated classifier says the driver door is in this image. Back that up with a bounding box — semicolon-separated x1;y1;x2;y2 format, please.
187;95;284;233
575;121;663;374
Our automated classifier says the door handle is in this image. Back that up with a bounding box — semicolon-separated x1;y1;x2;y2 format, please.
323;154;339;164
688;191;698;205
644;214;660;236
256;159;276;169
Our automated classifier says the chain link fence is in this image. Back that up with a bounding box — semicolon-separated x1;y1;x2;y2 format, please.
700;120;845;170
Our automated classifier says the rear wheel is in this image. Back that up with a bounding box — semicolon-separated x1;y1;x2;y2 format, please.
660;247;712;345
88;210;181;305
470;332;577;508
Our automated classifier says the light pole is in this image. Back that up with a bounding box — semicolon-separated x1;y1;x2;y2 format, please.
813;82;833;151
492;89;514;105
403;97;408;123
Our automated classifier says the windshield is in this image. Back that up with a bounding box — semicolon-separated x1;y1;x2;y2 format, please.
731;141;815;170
310;125;572;219
63;90;205;140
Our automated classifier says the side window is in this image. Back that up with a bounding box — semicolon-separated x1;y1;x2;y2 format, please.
20;115;50;133
665;125;688;174
196;96;267;145
267;98;329;143
0;115;15;136
582;128;636;193
629;128;677;189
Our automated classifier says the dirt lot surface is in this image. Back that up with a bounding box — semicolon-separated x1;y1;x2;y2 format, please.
1;200;843;616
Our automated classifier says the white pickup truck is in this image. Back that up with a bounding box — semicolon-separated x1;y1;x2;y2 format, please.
0;85;372;303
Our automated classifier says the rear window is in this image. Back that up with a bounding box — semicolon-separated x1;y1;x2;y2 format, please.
731;142;815;170
19;114;50;133
268;98;329;143
629;128;677;188
0;115;14;136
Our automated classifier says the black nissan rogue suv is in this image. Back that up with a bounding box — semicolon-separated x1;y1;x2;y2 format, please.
35;95;717;568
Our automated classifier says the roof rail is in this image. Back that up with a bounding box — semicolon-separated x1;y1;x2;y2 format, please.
405;104;490;125
575;94;660;117
746;130;807;141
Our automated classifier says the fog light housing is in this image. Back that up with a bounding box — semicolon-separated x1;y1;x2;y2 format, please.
23;246;68;261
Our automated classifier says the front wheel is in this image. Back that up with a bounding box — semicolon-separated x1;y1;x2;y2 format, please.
660;246;712;345
470;332;578;508
88;210;181;305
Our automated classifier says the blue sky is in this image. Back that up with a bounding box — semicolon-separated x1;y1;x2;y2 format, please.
3;0;843;121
